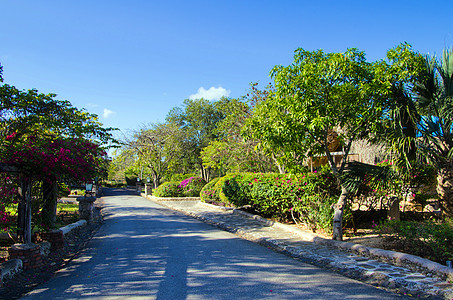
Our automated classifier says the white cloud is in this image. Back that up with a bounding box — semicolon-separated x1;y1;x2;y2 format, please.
189;86;231;101
103;108;116;119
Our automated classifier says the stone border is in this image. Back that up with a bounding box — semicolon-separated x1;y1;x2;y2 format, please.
144;194;201;201
0;219;87;285
152;196;453;282
213;202;453;282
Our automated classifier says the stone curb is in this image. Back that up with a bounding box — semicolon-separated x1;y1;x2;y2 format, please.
59;220;87;235
155;197;453;281
145;195;453;298
230;207;453;282
0;219;87;286
143;194;201;201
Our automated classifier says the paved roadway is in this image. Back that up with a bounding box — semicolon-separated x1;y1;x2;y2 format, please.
23;189;409;299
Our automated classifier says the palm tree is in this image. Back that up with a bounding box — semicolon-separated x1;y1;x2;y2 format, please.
414;47;453;217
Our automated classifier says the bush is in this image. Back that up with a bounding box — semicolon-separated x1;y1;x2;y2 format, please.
200;177;221;202
216;174;241;205
153;181;183;197
376;219;453;264
178;177;206;197
208;169;339;231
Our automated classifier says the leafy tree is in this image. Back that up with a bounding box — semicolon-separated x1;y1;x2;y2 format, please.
0;73;116;240
202;85;276;174
246;48;384;240
124;123;185;188
166;98;226;181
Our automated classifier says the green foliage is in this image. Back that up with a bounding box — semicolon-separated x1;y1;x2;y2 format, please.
171;173;197;183
201;92;277;174
200;177;221;202
178;176;206;197
245;48;383;176
58;182;70;198
207;170;340;231
166;98;228;180
216;174;242;205
376;219;453;264
124;167;139;186
153;181;183;198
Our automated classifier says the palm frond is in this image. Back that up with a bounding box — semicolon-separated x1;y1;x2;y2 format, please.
340;161;394;194
440;47;453;97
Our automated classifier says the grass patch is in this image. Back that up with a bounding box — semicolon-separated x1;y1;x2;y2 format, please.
57;203;78;213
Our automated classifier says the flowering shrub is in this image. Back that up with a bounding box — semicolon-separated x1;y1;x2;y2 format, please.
200;177;221;202
1;134;107;183
153;181;183;197
202;169;339;232
0;133;108;230
178;177;206;197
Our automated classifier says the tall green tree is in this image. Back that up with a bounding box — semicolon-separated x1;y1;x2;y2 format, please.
125;123;185;188
166;98;226;181
202;85;277;174
246;48;384;240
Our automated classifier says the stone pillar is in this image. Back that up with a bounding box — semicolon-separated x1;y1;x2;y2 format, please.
77;196;96;223
96;185;102;197
8;243;42;270
136;183;142;193
387;196;400;221
34;229;64;251
145;184;153;197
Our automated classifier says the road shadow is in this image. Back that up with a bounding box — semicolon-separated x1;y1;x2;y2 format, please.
23;192;410;299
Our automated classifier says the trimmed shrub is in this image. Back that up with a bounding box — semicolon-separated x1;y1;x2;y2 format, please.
200;177;221;202
178;177;206;197
153;181;183;197
216;174;241;205
209;169;339;232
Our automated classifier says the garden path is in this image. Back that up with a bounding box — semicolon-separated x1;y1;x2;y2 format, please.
22;188;411;299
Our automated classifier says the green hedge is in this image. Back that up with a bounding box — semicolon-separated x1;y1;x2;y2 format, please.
178;177;206;197
200;168;339;232
200;177;221;202
153;181;183;197
154;177;206;198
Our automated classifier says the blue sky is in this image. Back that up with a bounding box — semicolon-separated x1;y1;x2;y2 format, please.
1;0;452;136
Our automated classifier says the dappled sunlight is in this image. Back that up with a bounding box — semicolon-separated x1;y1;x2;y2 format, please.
23;189;405;299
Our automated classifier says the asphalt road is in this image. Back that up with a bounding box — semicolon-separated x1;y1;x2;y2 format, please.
22;189;409;299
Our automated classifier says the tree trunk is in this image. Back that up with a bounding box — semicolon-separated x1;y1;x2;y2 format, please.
437;165;453;217
17;176;32;244
200;164;211;182
42;179;58;229
332;186;349;241
152;173;161;189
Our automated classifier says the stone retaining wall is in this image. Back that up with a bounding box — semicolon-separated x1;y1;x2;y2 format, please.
0;219;87;286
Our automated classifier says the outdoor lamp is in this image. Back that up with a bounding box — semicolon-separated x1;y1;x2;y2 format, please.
85;182;93;195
